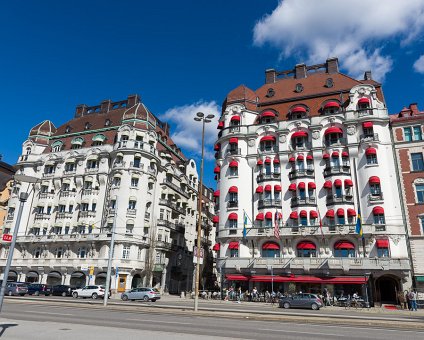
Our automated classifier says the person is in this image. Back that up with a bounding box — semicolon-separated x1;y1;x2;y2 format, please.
409;290;418;311
237;287;242;303
352;292;359;300
403;290;409;310
252;287;258;301
405;290;411;310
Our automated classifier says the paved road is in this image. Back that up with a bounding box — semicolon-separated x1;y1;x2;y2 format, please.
1;300;424;339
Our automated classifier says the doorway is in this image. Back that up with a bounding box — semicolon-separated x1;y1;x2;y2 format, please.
376;276;399;304
117;274;127;292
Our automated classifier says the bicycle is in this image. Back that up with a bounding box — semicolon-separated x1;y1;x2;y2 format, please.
345;299;364;309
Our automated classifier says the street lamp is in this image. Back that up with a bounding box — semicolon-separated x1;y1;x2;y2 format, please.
0;174;39;313
193;111;214;312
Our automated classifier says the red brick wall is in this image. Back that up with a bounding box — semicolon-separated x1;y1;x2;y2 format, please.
395;127;403;142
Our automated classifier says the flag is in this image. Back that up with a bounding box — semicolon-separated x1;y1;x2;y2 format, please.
355;207;363;237
243;211;248;239
274;211;280;239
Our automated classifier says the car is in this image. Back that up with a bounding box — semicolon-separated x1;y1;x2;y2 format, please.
121;287;161;302
279;293;323;310
51;285;73;297
27;284;52;296
72;285;110;299
5;282;28;296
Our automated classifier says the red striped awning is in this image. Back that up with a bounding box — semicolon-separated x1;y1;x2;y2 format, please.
324;101;340;109
228;241;239;249
373;206;384;215
229;161;238;167
264;184;272;192
347;208;356;217
262;242;280;250
274;185;282;192
228;186;238;193
376;239;389;248
231;115;241;122
265;212;273;219
214;166;221;174
362;121;373;128
290;211;298;219
326;209;335;218
226;274;249;281
212;216;219;223
332;151;339;158
261;135;276;142
297;154;304;161
212;243;220;251
273;157;280;164
358;97;370;104
292;131;308;138
344;179;353;187
288;183;297;191
337;208;345;217
261;111;276;118
334;241;355;250
366;147;377;155
257;159;263;165
324;127;343;135
298;182;306;189
324;180;332;189
228;213;238;220
256;213;264;221
250;275;367;284
256;186;264;193
342;151;349;158
308;182;316;189
369;176;380;184
323;153;330;159
306;155;313;160
297;241;316;250
229;137;238;144
217;121;224;129
334;179;342;187
214;143;221;151
291;106;307;113
310;210;318;218
299;210;307;217
213;190;220;197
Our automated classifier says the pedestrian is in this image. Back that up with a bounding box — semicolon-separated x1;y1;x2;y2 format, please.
397;290;405;309
237;287;242;303
405;290;411;310
409;290;418;311
252;287;258;301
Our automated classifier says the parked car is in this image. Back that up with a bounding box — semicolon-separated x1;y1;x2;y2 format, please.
72;285;110;299
27;284;52;296
51;285;73;297
5;282;28;296
279;293;323;310
121;287;161;302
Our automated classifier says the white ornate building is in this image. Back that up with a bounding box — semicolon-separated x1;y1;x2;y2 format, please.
1;94;215;294
214;58;411;305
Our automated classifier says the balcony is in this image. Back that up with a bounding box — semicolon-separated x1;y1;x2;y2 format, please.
159;199;185;215
257;146;279;154
324;138;347;147
290;197;316;207
112;161;126;169
79;211;96;218
258;199;282;209
59;191;76;198
163;179;189;198
226;148;241;156
34;213;51;220
356;108;373;117
360;133;379;142
85;167;99;174
42;172;55;178
227;201;238;209
368;193;384;202
290;142;312;151
6;214;14;221
63;169;76;175
114;140;156;156
257;172;281;182
157;219;185;233
323;165;350;177
82;189;99;196
326;194;354;205
126;209;137;216
39;192;55;199
155;240;172;251
56;212;73;219
288;169;314;180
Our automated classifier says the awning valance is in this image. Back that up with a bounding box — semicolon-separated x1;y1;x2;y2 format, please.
334;179;342;187
337;208;345;217
228;241;239;249
229;137;238;144
262;242;280;250
358;97;370;104
324;127;343;135
264;184;272;192
299;210;307;217
265;212;273;219
229;161;238;168
256;213;264;221
298;182;306;189
297;241;316;250
291;106;307;113
260;135;276;142
231;115;241;122
373;206;384;215
257;159;263;166
291;131;308;139
274;185;281;192
334;241;355;250
308;182;316;189
212;216;219;223
376;239;389;248
213;166;220;174
256;186;263;193
324;101;340;109
212;243;220;251
290;211;298;219
213;190;220;197
326;209;335;218
347;208;356;217
229;186;238;193
288;183;297;191
261;111;276;118
362;121;373;128
310;210;318;218
228;213;238;220
369;176;380;184
344;179;353;187
366;147;377;155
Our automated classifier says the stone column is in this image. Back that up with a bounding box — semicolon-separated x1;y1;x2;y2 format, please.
18;273;26;283
160;258;169;294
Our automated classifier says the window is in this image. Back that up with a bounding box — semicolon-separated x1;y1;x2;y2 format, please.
131;177;139;187
65;162;75;172
292;137;306;149
133;157;141;168
54;247;64;258
128;200;136;210
78;225;86;234
46;206;52;214
274;163;280;174
374;214;385;225
33;247;42;258
413;126;423;141
32;227;40;235
110;199;116;209
230;249;238;257
420;216;424;233
87;160;98;169
366;154;378;165
41;185;48;193
122;246;130;259
404;127;412;142
229;167;238;176
411;153;424;171
262;247;280;258
113;177;121;187
331;156;340;167
325;133;342;146
78;247;87;258
334;248;355;257
370;184;381;196
265;164;271;175
265;218;272;228
300;216;308;226
338;215;345;225
91;203;97;212
261;141;275;152
126;224;133;234
335;187;342;198
81;203;89;211
58;205;66;213
377;247;389;258
83;181;92;189
229;192;238;203
229;219;237;228
416;184;424;203
45;165;55;174
297;249;316;257
299;189;306;199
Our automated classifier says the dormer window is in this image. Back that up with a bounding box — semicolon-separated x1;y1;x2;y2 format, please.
259;111;276;124
322;101;341;115
92;134;106;146
84;122;91;130
325;78;334;88
288;106;308;120
295;83;303;93
65;126;71;133
230;115;240;132
71;137;84;149
105;119;111;126
358;97;371;116
51;141;63;153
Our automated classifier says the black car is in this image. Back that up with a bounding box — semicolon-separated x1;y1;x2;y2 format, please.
51;285;73;297
27;284;51;296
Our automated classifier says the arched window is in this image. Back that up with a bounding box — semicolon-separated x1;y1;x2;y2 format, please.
297;241;316;257
324;127;344;146
259;111;276;124
230;115;240;132
51;141;63;153
262;242;280;258
373;206;385;224
322;101;341;115
291;131;308;150
71;137;84;150
334;240;355;257
260;135;277;153
288;106;308;120
366;147;378;165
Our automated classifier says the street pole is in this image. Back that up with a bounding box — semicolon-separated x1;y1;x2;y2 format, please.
0;192;29;313
104;201;118;307
271;266;274;294
193;112;214;312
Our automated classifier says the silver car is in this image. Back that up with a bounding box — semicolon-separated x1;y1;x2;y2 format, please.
5;282;28;296
121;287;161;302
279;293;323;310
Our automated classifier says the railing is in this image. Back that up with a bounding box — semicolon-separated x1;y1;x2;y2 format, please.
155;241;172;250
227;201;238;208
257;172;281;182
357;109;373;117
42;172;55;178
258;199;282;209
85;167;99;174
112;161;126;168
129;161;143;169
82;189;99;196
226;148;241;156
6;215;14;221
368;193;384;201
79;211;96;218
257;146;279;154
290;197;316;207
63;169;76;175
288;169;314;179
59;191;76;198
39;192;55;199
157;219;184;233
114;140;156;154
56;212;73;219
159;199;185;215
323;165;351;177
34;213;51;220
126;209;137;216
163;179;189;198
326;194;354;205
290;142;312;151
360;133;379;142
324;138;347;147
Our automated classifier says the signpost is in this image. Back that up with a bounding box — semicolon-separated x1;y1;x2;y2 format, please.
2;234;12;242
193;246;204;265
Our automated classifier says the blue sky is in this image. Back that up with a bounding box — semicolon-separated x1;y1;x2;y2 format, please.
2;0;424;188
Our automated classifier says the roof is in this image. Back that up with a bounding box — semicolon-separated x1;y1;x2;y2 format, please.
0;161;16;192
390;103;424;124
29;120;57;137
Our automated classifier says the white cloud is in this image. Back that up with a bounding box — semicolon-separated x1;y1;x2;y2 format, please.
159;101;220;160
253;0;424;81
413;55;424;73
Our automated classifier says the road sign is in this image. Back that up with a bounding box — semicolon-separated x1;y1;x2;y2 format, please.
2;234;12;242
80;264;89;271
193;246;204;264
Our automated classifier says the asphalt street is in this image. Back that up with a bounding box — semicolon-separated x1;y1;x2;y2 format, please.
1;299;424;339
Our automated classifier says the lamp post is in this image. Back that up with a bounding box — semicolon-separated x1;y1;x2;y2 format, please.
193;111;214;312
103;201;118;307
0;174;39;313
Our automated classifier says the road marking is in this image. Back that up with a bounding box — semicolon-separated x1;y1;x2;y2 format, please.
126;319;192;325
28;311;74;316
256;328;342;337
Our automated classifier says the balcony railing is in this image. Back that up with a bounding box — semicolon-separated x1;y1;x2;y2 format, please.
157;219;185;233
227;201;238;208
155;241;172;251
85;167;99;174
326;194;354;205
59;190;76;198
42;172;55;178
163;179;189;198
368;193;384;201
39;192;55;199
258;199;282;209
290;196;316;207
6;215;14;221
323;165;351;177
288;168;314;180
79;211;96;218
126;209;137;216
34;213;51;220
82;189;99;196
290;142;312;151
257;146;279;154
56;212;73;219
159;199;185;215
324;138;347;147
360;133;379;142
357;109;373;117
226;148;241;156
257;172;281;182
112;161;126;168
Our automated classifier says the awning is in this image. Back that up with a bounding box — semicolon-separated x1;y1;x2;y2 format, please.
308;182;316;189
265;158;271;164
288;183;297;191
297;241;316;250
337;208;345;217
297;154;304;161
324;127;343;135
217;121;224;129
323;153;330;159
234;275;368;284
334;241;355;250
228;241;239;249
291;106;307;113
298;182;306;189
257;159;263;165
228;213;238;220
292;131;308;139
214;143;221;151
324;101;340;109
262;242;280;250
376;239;389;248
274;185;282;192
231;115;241;122
289;156;295;162
212;215;219;223
334;179;342;187
212;243;220;251
332;151;339;158
71;272;85;278
256;186;264;193
310;210;318;218
256;213;264;221
358;97;370;104
373;206;384;215
92;134;106;142
273;157;280;164
261;111;276;118
342;151;349;158
369;176;380;184
366;147;377;155
265;212;273;219
264;184;272;192
362;121;373;128
229;161;238;168
299;210;307;217
213;190;220;197
229;137;238;144
290;211;298;219
226;274;248;281
326;210;335;218
344;179;353;187
214;166;220;174
229;186;238;193
347;208;356;217
260;135;276;142
324;180;332;189
306;155;313;160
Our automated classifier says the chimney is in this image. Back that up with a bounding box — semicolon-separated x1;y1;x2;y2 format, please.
295;63;307;79
127;94;141;107
75;104;88;118
364;71;372;80
265;69;277;84
326;57;339;74
100;100;112;113
409;103;419;114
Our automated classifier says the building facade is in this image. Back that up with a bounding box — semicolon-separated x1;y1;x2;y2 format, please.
390;104;424;290
0;159;15;237
0;95;215;294
214;58;411;305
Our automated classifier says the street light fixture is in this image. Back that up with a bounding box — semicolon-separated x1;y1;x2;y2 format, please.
193;111;214;312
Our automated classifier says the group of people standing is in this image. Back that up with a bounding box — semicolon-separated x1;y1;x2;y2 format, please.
401;290;418;311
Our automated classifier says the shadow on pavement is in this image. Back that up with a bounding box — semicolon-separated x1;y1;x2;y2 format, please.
0;323;17;337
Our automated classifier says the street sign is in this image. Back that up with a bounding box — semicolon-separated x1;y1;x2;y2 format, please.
193;246;204;264
2;234;12;242
80;264;89;271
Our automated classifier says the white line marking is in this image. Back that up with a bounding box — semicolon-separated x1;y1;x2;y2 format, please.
29;311;74;316
257;328;340;337
126;319;192;325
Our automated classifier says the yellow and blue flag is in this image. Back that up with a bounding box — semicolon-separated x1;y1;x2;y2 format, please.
355;208;363;237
